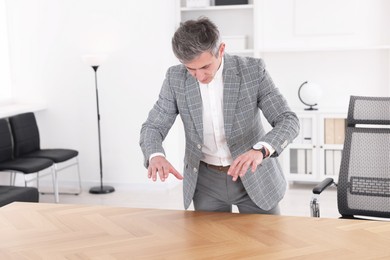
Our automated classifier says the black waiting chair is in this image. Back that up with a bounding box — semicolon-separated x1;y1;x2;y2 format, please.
0;118;53;200
8;112;82;203
310;96;390;219
0;185;39;207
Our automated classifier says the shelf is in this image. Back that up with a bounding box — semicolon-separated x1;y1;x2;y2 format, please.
283;111;346;183
181;4;253;11
321;144;343;150
289;144;314;149
286;175;317;182
260;45;390;53
0;100;47;119
179;2;256;57
227;49;254;54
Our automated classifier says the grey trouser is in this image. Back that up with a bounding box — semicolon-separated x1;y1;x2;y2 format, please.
193;161;280;214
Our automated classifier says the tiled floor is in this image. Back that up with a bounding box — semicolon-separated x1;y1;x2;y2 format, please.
40;181;339;218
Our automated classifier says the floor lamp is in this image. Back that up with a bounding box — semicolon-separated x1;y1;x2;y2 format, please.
82;55;115;194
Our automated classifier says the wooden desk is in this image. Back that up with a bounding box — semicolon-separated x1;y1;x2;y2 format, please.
1;202;390;259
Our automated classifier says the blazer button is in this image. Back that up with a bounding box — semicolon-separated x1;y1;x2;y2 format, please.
197;144;202;149
193;168;197;173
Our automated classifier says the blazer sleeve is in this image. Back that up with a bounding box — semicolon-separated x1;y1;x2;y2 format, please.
256;59;300;156
139;68;179;168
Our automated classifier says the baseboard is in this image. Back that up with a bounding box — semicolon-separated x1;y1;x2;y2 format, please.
30;179;182;193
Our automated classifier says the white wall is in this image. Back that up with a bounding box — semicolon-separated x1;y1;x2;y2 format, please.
2;0;389;190
0;0;12;101
264;49;389;111
5;0;184;187
260;0;390;110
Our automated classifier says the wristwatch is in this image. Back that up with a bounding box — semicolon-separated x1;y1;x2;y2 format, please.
252;143;267;159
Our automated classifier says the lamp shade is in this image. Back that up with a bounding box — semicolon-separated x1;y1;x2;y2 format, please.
82;54;108;66
298;81;323;110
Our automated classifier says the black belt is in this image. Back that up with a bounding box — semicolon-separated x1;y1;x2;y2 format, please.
202;162;230;173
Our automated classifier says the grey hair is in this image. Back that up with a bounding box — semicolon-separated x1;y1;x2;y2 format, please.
172;17;221;64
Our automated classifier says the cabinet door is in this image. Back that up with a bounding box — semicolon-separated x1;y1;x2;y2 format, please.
319;114;346;182
284;114;318;181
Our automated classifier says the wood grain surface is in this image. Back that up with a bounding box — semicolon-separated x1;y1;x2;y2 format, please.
1;202;390;259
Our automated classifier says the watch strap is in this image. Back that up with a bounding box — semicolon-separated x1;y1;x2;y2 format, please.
253;146;267;159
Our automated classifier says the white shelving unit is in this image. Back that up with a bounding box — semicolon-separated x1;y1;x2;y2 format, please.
176;1;390;56
283;110;347;183
176;0;258;57
175;0;390;182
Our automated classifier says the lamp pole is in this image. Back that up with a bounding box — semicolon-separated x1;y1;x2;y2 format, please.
89;65;115;194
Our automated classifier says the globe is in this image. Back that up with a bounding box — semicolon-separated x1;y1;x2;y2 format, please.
298;81;323;110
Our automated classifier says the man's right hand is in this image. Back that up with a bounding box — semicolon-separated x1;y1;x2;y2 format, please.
148;156;183;182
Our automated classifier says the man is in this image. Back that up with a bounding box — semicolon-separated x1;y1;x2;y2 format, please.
140;17;299;214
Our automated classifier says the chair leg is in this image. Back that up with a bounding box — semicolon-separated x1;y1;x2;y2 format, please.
310;197;320;217
40;157;82;198
36;172;40;190
55;166;59;203
50;157;82;195
51;166;59;203
20;173;34;188
9;172;15;185
76;157;82;194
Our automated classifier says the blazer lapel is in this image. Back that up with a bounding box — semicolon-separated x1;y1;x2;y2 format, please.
223;55;241;138
185;75;203;142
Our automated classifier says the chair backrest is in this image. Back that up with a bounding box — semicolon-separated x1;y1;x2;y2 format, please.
0;119;14;163
9;112;41;157
337;96;390;218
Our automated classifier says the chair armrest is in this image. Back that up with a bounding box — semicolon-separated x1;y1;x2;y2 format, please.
312;178;335;195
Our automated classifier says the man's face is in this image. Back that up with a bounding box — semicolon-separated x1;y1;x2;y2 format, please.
184;44;225;84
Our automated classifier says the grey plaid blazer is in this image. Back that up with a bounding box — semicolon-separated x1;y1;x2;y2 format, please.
140;54;299;210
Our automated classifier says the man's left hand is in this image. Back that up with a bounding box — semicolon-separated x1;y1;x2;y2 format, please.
227;149;264;181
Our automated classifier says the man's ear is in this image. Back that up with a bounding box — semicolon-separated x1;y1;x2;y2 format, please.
219;43;226;57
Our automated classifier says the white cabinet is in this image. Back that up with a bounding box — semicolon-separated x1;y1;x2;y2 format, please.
283;110;347;183
176;0;258;56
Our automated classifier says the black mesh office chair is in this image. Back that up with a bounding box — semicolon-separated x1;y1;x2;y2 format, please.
0;118;54;195
9;113;82;203
311;96;390;219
